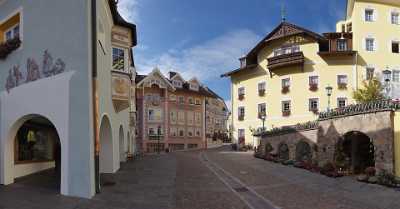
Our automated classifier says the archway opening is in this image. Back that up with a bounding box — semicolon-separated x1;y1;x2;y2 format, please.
99;116;113;174
295;141;312;163
13;116;61;192
336;131;375;175
278;143;289;161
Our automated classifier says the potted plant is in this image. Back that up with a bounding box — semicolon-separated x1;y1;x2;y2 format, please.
238;94;245;100
238;115;244;121
258;89;265;96
281;86;290;94
282;110;291;117
0;37;22;60
309;83;318;91
338;82;347;90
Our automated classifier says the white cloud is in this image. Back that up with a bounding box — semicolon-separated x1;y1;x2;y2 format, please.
117;0;139;23
136;29;261;81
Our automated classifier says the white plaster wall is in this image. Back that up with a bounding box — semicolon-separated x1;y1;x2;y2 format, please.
0;71;73;196
14;162;55;179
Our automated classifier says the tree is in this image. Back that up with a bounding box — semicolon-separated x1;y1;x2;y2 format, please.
352;78;385;103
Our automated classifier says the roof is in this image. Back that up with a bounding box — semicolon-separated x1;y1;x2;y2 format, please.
135;74;146;84
221;21;326;77
108;0;137;46
221;64;257;77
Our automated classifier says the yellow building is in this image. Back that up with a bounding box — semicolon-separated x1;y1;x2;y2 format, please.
222;0;400;147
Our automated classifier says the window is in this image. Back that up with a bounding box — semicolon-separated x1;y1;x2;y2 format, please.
392;12;399;25
366;67;375;80
238;129;245;140
187;127;194;137
112;48;125;71
170;111;177;124
178;128;185;137
393;71;400;82
238;87;245;96
238;107;245;119
178;96;185;104
148;126;162;136
195;112;202;125
337;98;347;108
309;76;318;85
187;111;194;125
188;97;194;105
341;24;346;33
195;98;201;105
282;101;291;112
347;23;352;32
4;24;20;41
178;111;185;124
148;109;162;122
258;103;266;118
309;98;319;111
274;45;300;56
337;39;348;51
258;82;266;92
392;41;399;53
366;38;375;51
365;9;374;22
190;83;199;91
170;127;177;137
282;78;290;88
195;129;201;137
337;75;348;85
169;94;176;102
173;80;182;88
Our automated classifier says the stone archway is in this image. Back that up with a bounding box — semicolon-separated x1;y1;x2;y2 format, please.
278;143;289;161
2;114;65;194
338;131;375;174
296;141;312;163
99;115;113;173
119;125;126;162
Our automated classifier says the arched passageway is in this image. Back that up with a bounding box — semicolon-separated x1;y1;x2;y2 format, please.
119;126;126;162
296;141;312;162
336;131;375;174
99;116;113;173
8;115;62;192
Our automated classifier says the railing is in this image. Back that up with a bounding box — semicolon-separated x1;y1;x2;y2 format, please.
267;51;305;70
319;100;400;121
253;121;319;137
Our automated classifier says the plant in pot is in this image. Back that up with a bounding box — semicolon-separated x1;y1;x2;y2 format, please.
309;83;318;91
281;86;290;94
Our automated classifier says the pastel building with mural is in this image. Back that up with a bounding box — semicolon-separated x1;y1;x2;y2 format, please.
136;69;228;153
0;0;137;198
223;0;400;147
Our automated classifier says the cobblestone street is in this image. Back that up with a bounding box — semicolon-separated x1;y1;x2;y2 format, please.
1;146;400;209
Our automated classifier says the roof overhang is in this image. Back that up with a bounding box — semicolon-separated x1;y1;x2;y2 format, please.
221;64;258;77
108;0;137;47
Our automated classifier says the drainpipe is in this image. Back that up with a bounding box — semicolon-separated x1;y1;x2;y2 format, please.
91;0;100;194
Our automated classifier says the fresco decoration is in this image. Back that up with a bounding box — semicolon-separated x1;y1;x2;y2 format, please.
5;50;67;93
0;37;21;60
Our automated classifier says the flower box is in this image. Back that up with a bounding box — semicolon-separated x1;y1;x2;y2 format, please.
281;86;290;94
258;89;265;96
282;111;291;117
238;94;245;100
238;115;244;121
0;37;21;60
258;113;266;119
338;83;347;90
309;84;318;91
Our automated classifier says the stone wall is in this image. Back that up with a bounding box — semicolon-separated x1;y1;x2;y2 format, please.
259;111;395;174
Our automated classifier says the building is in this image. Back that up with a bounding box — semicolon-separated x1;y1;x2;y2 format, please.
222;0;400;148
204;88;229;146
136;69;228;153
0;0;137;198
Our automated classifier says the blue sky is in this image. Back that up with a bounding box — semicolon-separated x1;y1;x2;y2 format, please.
118;0;347;107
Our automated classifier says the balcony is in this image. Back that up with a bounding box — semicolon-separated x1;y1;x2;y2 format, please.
318;33;356;57
112;70;131;112
267;51;305;70
148;134;164;141
0;37;21;60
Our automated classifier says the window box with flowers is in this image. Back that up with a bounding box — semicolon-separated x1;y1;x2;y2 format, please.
238;93;245;100
281;78;290;94
282;101;291;117
309;84;318;91
258;89;265;96
258;82;266;96
282;110;291;117
337;75;348;90
238;115;245;121
309;98;319;114
0;37;21;60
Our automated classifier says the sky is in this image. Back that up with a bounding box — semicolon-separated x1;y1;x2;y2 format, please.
117;0;347;109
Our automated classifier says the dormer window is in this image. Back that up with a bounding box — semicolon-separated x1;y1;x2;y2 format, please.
173;80;183;88
240;57;246;68
112;47;125;71
190;83;199;91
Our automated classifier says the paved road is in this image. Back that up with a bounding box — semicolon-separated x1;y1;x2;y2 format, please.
1;146;400;209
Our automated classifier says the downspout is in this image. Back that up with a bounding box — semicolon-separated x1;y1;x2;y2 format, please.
91;0;100;194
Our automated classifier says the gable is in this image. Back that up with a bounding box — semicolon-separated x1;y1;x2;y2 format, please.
137;69;175;90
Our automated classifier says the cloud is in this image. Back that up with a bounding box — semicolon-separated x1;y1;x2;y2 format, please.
117;0;139;23
136;29;261;81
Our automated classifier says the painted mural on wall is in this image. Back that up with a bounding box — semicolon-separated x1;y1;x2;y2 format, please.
5;50;66;93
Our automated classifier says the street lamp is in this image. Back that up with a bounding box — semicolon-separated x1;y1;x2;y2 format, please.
383;67;392;99
325;85;333;111
260;115;266;131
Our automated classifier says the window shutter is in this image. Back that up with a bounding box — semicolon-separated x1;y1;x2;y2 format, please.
362;38;366;50
362;9;366;21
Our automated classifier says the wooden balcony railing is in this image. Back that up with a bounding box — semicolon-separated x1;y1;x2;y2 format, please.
267;52;305;70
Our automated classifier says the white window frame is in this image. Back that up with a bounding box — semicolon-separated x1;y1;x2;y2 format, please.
337;74;348;85
282;100;291;112
364;8;376;22
393;70;400;82
172;80;183;88
258;82;266;91
391;11;399;25
258;103;266;116
282;78;291;88
0;7;23;45
365;38;375;52
309;98;319;111
309;75;319;85
337;97;347;108
238;106;245;117
238;87;245;96
366;67;375;80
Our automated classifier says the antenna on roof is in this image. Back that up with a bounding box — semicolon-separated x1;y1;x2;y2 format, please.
281;0;287;22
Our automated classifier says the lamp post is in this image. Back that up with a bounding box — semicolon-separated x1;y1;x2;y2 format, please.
325;85;333;111
383;67;392;99
260;115;266;131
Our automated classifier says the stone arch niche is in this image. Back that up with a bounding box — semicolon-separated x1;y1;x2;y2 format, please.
1;114;66;194
296;140;312;163
99;115;114;173
278;143;289;161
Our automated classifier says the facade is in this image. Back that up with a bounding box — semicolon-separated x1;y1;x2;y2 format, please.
136;69;228;153
204;89;229;147
223;0;400;147
0;0;137;198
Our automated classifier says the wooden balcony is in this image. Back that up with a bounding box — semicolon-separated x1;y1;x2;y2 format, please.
267;52;305;70
318;33;356;57
112;70;131;112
